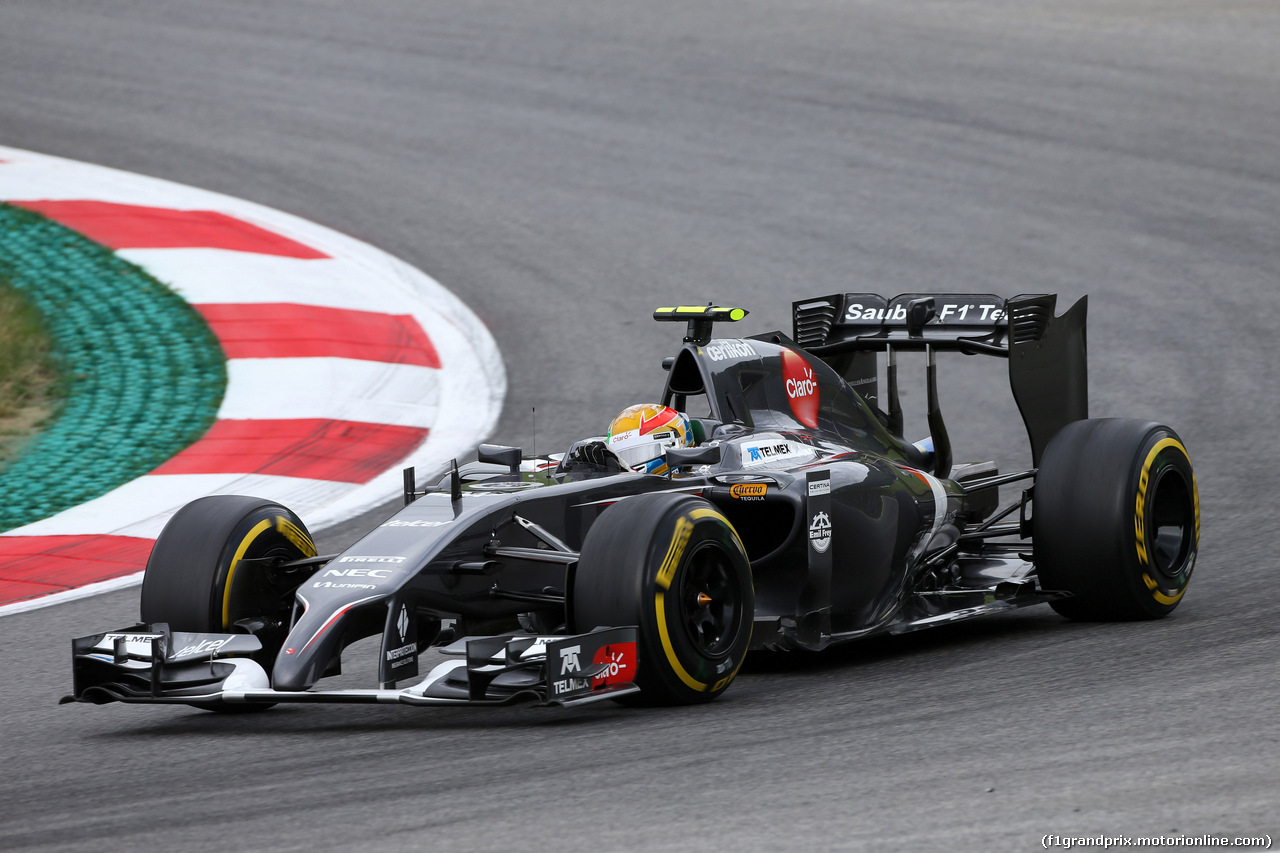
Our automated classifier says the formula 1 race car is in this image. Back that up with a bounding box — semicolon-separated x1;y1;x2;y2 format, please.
66;294;1200;711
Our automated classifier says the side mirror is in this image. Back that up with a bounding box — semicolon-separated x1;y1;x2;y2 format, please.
477;443;522;474
666;444;722;471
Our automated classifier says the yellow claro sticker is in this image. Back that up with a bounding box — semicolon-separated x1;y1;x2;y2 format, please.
730;483;767;500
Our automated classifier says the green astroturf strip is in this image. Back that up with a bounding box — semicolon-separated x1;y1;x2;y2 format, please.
0;202;226;531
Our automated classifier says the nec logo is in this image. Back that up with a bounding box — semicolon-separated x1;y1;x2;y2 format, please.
781;349;819;429
322;568;392;579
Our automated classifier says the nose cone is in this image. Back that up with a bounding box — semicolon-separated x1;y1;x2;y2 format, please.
271;595;384;691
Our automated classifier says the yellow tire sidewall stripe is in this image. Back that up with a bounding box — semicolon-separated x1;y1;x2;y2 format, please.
652;506;751;694
1134;437;1196;606
221;518;273;630
655;591;708;692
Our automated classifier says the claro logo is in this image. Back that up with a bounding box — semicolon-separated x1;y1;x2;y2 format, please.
785;368;817;400
781;349;819;429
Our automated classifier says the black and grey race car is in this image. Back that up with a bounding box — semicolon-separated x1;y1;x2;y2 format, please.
66;294;1200;711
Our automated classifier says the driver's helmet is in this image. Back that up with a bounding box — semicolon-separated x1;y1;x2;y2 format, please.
606;404;693;476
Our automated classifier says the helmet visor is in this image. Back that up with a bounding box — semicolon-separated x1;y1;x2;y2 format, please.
612;435;669;470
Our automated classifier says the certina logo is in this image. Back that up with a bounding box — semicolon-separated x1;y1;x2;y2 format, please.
381;519;451;528
338;556;405;564
780;349;819;428
705;339;758;362
808;478;831;497
809;511;832;554
559;645;581;675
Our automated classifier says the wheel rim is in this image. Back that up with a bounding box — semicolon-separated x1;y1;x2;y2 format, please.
223;535;303;662
678;541;743;658
1149;466;1195;581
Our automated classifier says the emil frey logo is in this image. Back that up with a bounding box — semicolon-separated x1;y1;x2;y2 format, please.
809;511;832;554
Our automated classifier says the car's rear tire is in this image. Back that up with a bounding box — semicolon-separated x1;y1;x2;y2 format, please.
573;493;754;705
141;495;318;711
1035;418;1199;620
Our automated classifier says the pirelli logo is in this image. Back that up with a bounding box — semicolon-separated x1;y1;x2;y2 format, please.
656;517;694;590
275;517;316;557
730;484;768;500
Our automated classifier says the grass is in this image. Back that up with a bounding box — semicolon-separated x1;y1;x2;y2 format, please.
0;276;63;467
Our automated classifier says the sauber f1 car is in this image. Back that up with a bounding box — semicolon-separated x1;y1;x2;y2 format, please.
66;294;1200;711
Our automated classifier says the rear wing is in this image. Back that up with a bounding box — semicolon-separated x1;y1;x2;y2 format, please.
792;292;1088;466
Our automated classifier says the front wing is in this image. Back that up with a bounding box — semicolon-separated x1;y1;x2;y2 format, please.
63;624;640;709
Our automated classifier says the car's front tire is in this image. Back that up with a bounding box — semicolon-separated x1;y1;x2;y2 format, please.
572;493;754;704
141;495;318;710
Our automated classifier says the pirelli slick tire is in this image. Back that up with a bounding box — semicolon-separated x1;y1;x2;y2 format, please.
1035;419;1199;621
573;493;754;705
141;495;318;710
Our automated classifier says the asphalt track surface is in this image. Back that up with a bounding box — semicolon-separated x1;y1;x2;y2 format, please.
1;2;1278;850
